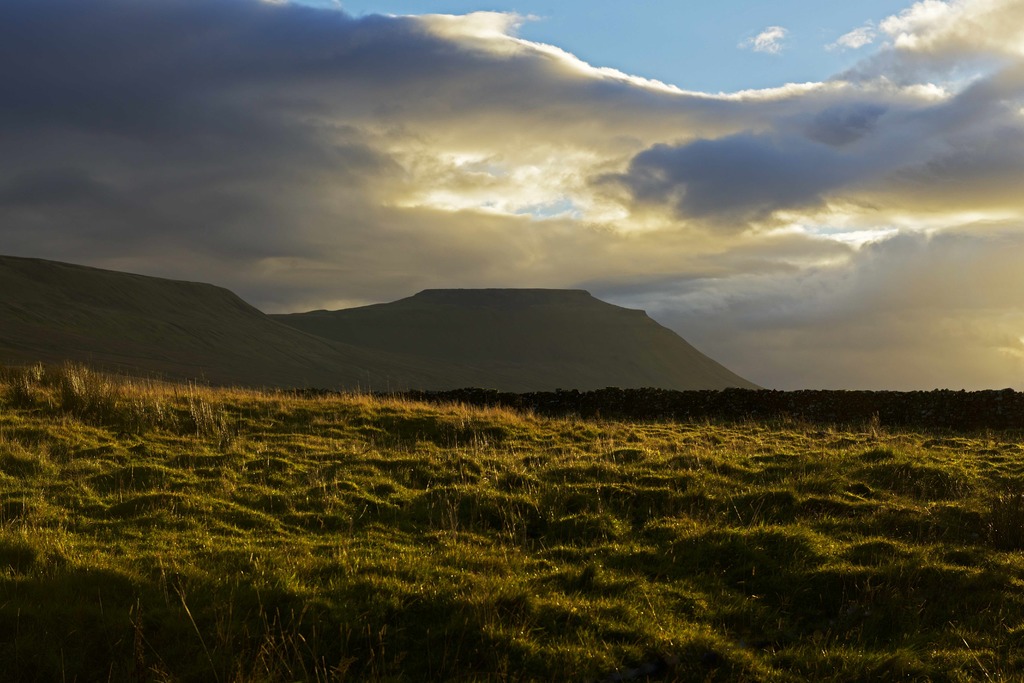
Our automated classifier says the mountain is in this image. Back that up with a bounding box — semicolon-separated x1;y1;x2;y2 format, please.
0;255;472;389
272;288;758;391
0;256;756;390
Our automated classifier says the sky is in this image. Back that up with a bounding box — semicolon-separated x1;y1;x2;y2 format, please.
3;0;1024;390
336;0;915;92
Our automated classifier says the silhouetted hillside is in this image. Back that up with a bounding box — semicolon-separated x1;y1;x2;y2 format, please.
273;288;757;391
0;255;470;389
1;257;756;390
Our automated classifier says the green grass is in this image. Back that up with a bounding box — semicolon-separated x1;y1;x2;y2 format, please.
2;363;1024;681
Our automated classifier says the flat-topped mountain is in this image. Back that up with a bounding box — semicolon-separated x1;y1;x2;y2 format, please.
0;256;756;390
272;288;758;391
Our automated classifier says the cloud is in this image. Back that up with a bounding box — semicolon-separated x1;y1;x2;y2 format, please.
2;0;1024;389
828;24;877;51
880;0;1024;59
611;132;863;225
610;57;1024;230
740;26;789;55
843;0;1024;83
635;226;1024;390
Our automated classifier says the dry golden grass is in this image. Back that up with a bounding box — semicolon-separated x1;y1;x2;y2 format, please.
2;363;1024;681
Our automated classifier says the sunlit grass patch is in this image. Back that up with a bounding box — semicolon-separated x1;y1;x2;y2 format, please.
2;362;1024;680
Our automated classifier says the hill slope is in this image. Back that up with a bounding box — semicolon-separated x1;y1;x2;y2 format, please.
0;255;472;389
0;257;756;390
273;288;757;391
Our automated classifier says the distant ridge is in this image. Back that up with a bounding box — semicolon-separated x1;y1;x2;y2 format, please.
273;288;758;391
0;255;471;389
0;256;756;391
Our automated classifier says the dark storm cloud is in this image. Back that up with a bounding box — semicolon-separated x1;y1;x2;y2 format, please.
614;133;860;224
2;0;734;145
0;0;730;281
804;103;888;146
0;0;428;279
0;0;460;167
0;168;113;207
611;61;1024;228
1;0;442;131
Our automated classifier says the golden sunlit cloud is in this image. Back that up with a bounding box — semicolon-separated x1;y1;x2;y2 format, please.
881;0;1024;58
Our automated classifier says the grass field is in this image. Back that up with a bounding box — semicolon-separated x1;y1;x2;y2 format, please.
2;363;1024;681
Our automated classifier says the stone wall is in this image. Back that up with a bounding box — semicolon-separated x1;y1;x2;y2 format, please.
394;387;1024;430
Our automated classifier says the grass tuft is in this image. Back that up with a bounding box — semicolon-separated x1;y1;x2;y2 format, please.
985;487;1024;550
